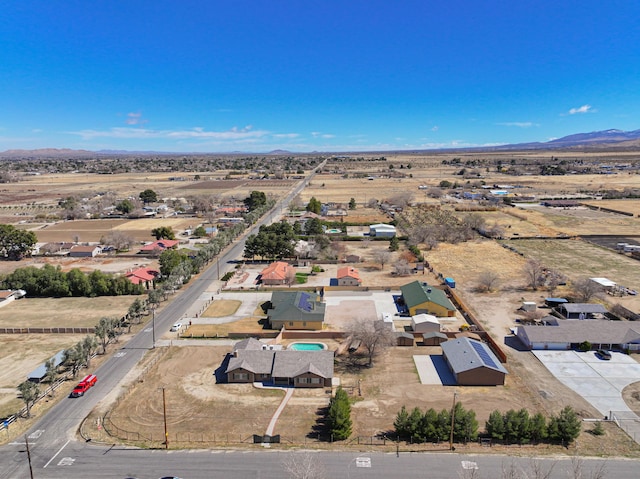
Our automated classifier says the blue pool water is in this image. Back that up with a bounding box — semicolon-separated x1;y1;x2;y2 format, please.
289;342;325;351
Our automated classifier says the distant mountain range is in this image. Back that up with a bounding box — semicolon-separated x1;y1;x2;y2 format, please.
2;129;640;157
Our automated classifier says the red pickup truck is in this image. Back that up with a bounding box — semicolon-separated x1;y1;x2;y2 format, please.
70;374;97;397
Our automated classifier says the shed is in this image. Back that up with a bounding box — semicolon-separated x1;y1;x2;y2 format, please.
444;277;455;289
545;297;568;308
441;337;508;386
421;331;448;346
396;332;415;346
411;313;440;334
521;301;537;312
369;223;396;238
69;245;101;257
558;303;608;319
27;350;66;383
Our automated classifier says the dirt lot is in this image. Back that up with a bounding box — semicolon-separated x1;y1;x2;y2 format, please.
99;343;640;456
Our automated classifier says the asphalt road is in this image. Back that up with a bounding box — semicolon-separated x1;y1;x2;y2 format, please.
0;164;322;478
5;161;638;478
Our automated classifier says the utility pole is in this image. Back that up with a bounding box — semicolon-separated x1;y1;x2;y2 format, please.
162;387;169;449
216;256;220;281
25;435;34;479
449;391;457;451
152;308;156;349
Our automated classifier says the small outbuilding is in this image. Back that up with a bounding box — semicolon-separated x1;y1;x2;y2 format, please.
69;245;101;257
421;331;448;346
557;303;608;319
27;350;66;383
411;313;441;334
369;223;396;238
441;337;508;386
395;332;415;346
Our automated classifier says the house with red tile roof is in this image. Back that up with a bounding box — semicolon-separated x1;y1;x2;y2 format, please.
139;239;179;253
259;261;295;286
125;267;159;288
337;266;361;286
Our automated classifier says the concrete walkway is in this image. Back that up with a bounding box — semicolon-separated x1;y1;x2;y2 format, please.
253;383;294;446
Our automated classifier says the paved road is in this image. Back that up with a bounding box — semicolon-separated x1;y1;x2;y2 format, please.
0;163;324;479
0;446;633;479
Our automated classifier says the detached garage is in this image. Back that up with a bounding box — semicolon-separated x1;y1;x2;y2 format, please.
441;337;508;386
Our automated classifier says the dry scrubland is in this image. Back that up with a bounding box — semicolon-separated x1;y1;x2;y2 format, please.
2;151;640;454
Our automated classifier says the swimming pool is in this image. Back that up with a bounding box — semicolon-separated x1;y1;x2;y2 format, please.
288;342;327;351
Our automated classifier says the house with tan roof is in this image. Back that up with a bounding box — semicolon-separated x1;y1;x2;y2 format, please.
336;266;361;286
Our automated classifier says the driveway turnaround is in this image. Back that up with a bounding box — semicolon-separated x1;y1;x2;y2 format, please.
534;350;640;442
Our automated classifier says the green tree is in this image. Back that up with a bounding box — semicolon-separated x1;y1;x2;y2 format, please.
486;410;505;441
306;197;322;215
408;407;424;442
139;189;158;204
348;198;357;210
95;316;117;354
244;191;267;211
389;236;399;251
394;405;410;437
159;249;189;277
81;335;98;368
128;298;146;326
44;358;58;396
17;381;40;418
62;344;84;378
0;224;37;260
193;225;207;237
304;218;324;235
116;199;134;214
327;387;352;441
530;412;548;443
548;406;581;444
151;226;176;240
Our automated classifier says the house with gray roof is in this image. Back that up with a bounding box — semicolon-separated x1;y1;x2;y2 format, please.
267;291;326;330
441;337;508;386
516;321;640;352
225;338;333;388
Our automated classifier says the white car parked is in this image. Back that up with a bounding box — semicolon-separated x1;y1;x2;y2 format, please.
170;322;182;332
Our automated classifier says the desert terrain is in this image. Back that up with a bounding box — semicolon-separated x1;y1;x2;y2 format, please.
2;151;640;455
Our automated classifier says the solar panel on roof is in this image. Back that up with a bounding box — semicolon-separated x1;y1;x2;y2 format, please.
297;292;313;312
470;341;498;369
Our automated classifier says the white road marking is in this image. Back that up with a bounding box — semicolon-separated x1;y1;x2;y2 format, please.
356;457;372;468
28;430;44;439
144;327;152;332
57;457;75;466
43;439;70;468
462;461;479;470
114;352;127;358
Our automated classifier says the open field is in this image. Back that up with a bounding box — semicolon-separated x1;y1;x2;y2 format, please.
0;334;87;417
0;296;139;328
99;343;640;456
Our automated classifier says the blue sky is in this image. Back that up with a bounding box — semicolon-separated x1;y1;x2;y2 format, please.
1;1;639;153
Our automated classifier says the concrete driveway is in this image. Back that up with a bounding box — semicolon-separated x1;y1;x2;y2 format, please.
534;350;640;442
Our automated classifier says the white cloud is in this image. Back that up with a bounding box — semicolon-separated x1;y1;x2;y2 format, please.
431;125;439;131
68;126;268;141
497;122;538;128
568;104;595;115
272;133;300;139
126;112;147;125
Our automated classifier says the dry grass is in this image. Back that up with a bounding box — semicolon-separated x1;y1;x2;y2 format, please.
202;300;241;317
0;296;139;328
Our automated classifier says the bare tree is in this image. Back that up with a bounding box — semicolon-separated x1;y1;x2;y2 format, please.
347;318;396;367
101;231;136;251
545;269;566;296
282;451;326;479
572;277;600;302
476;271;500;293
523;259;545;290
373;250;391;270
393;258;413;276
569;456;607;479
387;191;413;209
